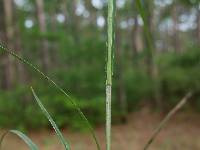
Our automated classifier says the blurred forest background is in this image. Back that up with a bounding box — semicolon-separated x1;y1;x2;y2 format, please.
0;0;200;132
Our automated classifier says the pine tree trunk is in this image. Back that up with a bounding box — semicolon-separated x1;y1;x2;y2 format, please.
131;0;142;59
0;0;5;89
145;0;162;110
15;27;26;83
132;16;143;55
61;0;69;28
116;20;127;123
50;6;59;66
36;0;50;73
197;6;200;44
2;0;14;89
172;4;180;53
65;0;80;43
13;3;26;84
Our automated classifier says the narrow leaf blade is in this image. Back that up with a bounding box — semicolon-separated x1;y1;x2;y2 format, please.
31;87;70;150
0;130;38;150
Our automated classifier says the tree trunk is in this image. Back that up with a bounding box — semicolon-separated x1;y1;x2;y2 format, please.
145;0;162;110
0;0;5;89
50;5;59;66
0;0;5;42
65;0;80;43
132;16;143;55
12;3;27;84
2;0;15;89
61;0;69;27
197;5;200;44
116;18;127;123
15;27;26;83
36;0;50;73
144;0;155;76
172;4;180;53
131;0;144;58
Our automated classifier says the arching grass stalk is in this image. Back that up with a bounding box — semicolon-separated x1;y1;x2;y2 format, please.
0;44;100;150
106;0;115;150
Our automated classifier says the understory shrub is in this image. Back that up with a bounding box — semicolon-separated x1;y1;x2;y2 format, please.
0;47;200;129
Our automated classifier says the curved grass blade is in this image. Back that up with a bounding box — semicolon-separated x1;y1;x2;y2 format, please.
31;87;70;150
0;44;101;150
0;130;38;150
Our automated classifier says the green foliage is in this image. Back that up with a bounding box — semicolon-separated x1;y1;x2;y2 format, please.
124;69;153;110
158;47;200;107
0;86;105;130
1;46;200;129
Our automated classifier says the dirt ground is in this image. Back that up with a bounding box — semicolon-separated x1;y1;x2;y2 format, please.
1;108;200;150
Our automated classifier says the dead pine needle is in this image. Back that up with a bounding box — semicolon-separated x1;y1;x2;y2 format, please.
143;92;193;150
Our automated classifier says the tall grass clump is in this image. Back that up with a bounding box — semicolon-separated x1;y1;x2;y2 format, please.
106;0;115;150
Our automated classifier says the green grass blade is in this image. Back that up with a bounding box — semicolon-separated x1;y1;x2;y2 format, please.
31;87;70;150
0;44;101;150
0;130;38;150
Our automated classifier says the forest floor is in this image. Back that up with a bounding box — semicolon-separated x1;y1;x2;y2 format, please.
1;108;200;150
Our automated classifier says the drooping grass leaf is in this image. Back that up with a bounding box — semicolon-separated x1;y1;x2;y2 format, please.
31;87;70;150
0;44;101;150
0;130;38;150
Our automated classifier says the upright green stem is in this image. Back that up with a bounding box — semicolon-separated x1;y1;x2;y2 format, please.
106;85;112;150
106;0;115;150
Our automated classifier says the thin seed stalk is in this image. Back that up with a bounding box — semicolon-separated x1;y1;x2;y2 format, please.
106;0;115;150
